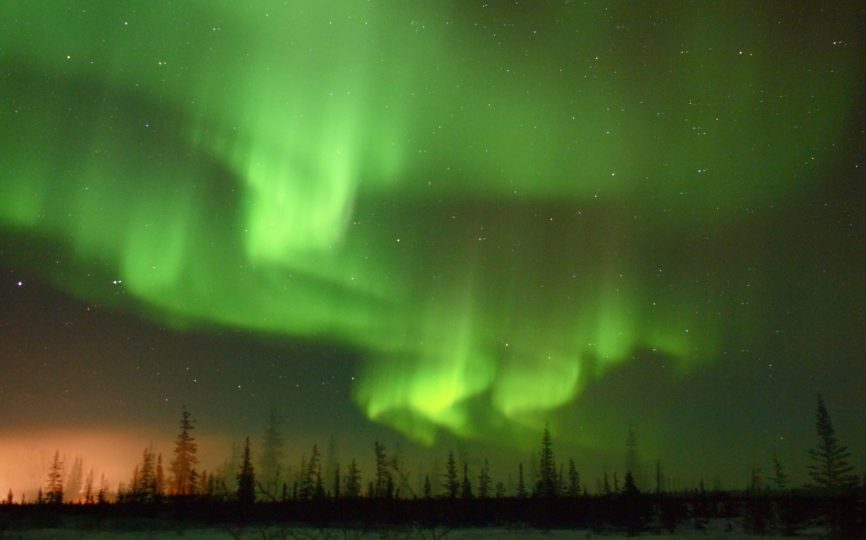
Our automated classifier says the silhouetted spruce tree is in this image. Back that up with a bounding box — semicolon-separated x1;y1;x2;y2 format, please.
332;463;341;498
214;442;241;497
477;459;491;498
567;458;580;497
602;471;612;495
655;461;664;494
460;463;473;499
373;441;392;498
623;470;639;495
423;475;432;499
206;472;217;498
66;456;83;504
299;444;321;500
155;454;165;499
443;451;459;499
258;407;285;498
625;425;640;489
129;465;140;501
516;463;528;498
297;455;307;498
46;450;64;504
558;464;564;495
748;466;763;493
495;481;506;498
237;436;255;505
771;452;789;491
170;406;198;495
136;447;156;502
97;474;107;504
315;468;325;499
808;394;858;488
5;489;12;505
344;458;361;498
196;470;207;497
189;468;200;495
535;426;557;498
387;449;412;499
83;470;94;504
620;470;647;536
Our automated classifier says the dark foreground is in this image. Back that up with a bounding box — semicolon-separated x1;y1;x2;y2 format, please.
0;491;864;538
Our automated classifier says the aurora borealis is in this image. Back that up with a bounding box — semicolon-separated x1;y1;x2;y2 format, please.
1;1;865;493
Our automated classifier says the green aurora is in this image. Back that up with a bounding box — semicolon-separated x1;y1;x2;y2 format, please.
1;1;863;448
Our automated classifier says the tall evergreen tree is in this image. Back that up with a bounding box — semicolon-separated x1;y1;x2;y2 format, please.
443;450;459;499
625;425;641;489
189;468;199;495
199;470;214;498
83;469;95;504
460;463;473;499
214;442;241;497
535;426;557;498
808;394;858;488
655;461;664;494
315;467;325;499
170;406;198;495
558;464;564;495
139;447;156;500
344;459;361;498
237;436;256;505
258;407;285;498
771;452;789;491
324;435;339;499
128;447;158;502
66;456;83;503
46;450;64;505
97;474;108;504
567;458;581;497
155;454;165;499
623;470;639;495
423;475;432;499
516;463;528;498
196;470;208;497
129;465;141;501
373;441;392;498
477;459;491;498
332;463;341;499
299;444;322;500
749;466;763;492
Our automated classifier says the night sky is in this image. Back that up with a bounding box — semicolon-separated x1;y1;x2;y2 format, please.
1;1;865;496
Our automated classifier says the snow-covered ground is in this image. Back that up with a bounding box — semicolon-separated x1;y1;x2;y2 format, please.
0;523;824;540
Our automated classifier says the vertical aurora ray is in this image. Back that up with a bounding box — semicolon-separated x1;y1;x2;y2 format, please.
0;1;862;447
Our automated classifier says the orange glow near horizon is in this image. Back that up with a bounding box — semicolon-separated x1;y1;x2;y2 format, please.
0;428;234;500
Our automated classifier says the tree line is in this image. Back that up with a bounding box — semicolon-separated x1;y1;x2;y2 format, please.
7;394;861;508
0;395;862;536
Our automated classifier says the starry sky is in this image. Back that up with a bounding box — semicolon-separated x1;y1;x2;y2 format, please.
1;1;865;495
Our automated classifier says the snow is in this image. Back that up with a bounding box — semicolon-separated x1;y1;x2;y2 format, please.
2;526;811;540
